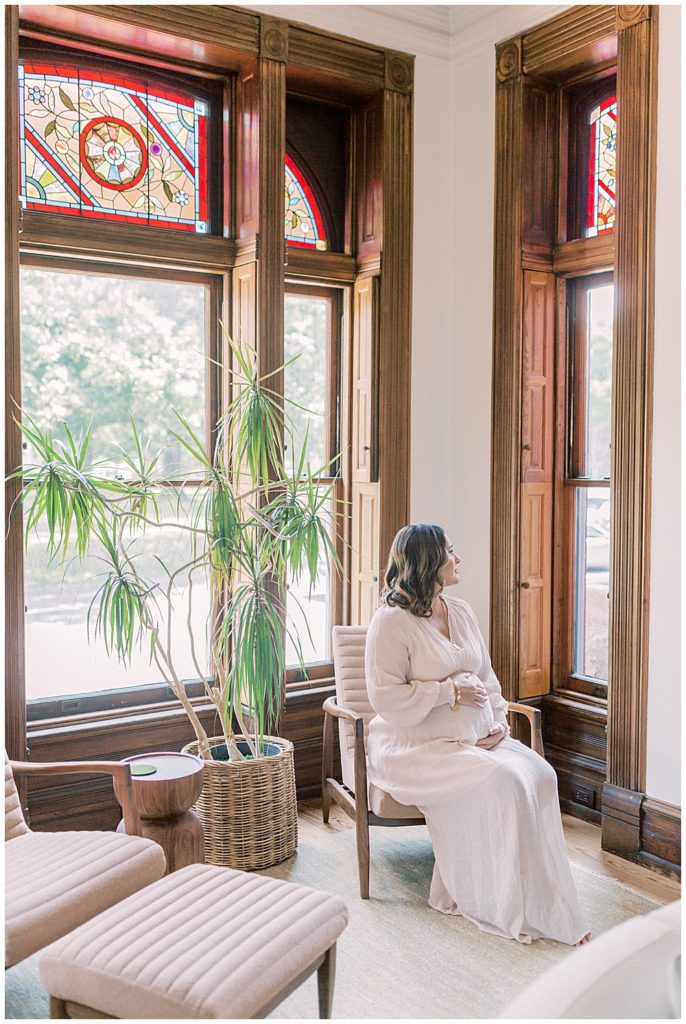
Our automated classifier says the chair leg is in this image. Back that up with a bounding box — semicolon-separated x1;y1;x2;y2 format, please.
317;943;336;1019
355;814;370;899
322;780;331;824
49;997;70;1019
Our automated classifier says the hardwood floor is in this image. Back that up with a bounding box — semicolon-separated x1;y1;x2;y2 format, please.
298;799;681;905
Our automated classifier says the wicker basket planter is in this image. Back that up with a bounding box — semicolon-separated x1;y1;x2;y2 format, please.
182;736;298;870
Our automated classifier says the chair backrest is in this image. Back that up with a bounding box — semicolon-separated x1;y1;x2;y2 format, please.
5;754;28;841
331;626;373;792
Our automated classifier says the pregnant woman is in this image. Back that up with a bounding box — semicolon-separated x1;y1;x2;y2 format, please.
365;523;590;945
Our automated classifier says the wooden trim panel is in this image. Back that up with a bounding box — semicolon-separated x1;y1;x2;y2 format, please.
5;5;25;762
522;5;617;78
605;8;658;795
640;798;681;878
490;71;524;703
377;87;412;564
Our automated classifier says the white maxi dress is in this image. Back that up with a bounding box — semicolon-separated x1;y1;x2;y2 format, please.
365;595;587;945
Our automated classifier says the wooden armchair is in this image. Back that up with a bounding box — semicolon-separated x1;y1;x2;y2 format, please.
5;754;167;967
321;626;544;899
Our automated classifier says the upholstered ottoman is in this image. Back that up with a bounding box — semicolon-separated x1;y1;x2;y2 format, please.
38;863;349;1019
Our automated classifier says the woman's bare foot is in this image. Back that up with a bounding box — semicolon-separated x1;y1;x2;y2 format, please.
577;932;592;946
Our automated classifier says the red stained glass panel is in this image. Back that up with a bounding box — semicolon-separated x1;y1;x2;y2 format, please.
19;62;210;232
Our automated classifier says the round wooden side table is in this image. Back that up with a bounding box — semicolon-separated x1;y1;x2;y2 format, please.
115;751;205;874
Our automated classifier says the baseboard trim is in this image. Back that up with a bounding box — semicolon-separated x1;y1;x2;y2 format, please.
640;797;681;879
601;782;643;859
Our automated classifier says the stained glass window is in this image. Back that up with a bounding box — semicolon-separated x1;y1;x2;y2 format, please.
586;94;617;237
19;62;209;232
284;153;327;250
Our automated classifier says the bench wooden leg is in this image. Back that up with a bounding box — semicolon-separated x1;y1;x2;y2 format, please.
317;943;336;1019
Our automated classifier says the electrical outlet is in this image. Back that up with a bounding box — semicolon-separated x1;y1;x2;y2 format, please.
572;784;595;808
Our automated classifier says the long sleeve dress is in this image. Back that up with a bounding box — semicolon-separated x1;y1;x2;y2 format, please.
365;594;587;945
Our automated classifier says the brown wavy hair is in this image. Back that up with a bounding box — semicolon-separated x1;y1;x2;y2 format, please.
380;524;447;617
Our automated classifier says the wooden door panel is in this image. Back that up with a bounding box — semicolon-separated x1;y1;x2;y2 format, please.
350;482;380;626
519;270;555;698
352;275;377;482
519;482;552;696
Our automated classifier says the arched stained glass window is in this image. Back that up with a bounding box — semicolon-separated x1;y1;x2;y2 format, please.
586;94;617;237
19;62;209;232
284;153;327;250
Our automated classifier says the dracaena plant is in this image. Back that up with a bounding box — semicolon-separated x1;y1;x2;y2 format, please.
10;330;341;761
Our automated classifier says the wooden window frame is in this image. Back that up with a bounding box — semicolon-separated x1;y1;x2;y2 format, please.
283;282;346;689
18;248;226;721
492;5;658;858
555;270;613;700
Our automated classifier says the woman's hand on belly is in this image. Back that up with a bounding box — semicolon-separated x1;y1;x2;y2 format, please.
453;672;488;709
475;723;509;750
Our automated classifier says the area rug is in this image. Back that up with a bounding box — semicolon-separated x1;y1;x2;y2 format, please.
5;823;661;1020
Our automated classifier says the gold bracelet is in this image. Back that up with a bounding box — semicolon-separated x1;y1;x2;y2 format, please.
450;680;461;712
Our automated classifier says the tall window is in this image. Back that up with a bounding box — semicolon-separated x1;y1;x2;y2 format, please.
20;262;216;706
563;274;613;691
555;78;617;700
283;286;341;673
16;46;224;718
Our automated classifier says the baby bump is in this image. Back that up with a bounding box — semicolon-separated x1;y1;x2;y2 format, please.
425;700;494;743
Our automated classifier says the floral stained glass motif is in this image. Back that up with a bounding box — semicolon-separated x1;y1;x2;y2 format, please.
586;94;617;237
284;153;327;250
19;63;209;232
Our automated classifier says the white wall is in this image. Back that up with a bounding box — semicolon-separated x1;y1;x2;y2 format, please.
249;4;681;806
645;4;681;807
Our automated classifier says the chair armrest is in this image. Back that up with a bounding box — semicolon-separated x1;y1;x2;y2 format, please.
10;759;141;836
323;695;364;732
506;703;544;757
322;696;369;816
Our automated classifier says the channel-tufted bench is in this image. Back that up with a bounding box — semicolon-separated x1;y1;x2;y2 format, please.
39;863;349;1019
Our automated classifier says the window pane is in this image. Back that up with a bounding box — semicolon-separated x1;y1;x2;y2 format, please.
23;488;211;701
584;283;614;480
573;487;610;681
586;94;616;237
20;267;206;477
284;154;327;250
20;266;209;700
285;498;334;667
284;292;331;468
19;62;209;232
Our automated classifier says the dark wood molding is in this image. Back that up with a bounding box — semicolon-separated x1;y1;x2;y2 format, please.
260;16;288;62
376;87;412;566
640;798;681;878
5;5;25;762
522;5;617;79
285;248;356;284
553;234;615;275
20;4;260;71
496;38;522;83
21;213;235;270
615;5;651;31
288;24;385;89
601;781;643;859
257;54;286;386
490;72;524;702
384;51;413;94
606;7;657;794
